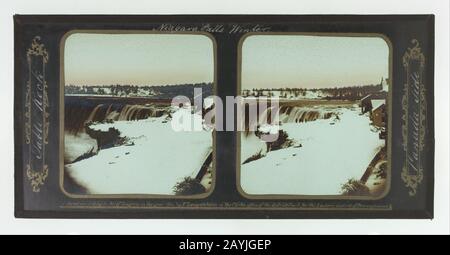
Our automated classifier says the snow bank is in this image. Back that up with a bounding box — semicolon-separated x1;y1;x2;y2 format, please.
258;124;280;135
241;133;268;164
64;132;98;163
371;99;385;110
204;97;214;109
65;108;212;195
241;105;384;195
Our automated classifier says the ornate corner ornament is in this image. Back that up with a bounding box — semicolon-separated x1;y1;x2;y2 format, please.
401;39;426;196
25;36;49;192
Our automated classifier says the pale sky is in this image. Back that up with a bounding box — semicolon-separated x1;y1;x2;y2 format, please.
241;35;390;89
64;33;214;86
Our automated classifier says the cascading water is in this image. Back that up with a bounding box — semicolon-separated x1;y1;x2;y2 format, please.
65;99;167;134
243;105;335;134
86;104;104;123
279;106;334;123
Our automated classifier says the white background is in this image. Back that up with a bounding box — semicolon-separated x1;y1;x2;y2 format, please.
1;0;448;234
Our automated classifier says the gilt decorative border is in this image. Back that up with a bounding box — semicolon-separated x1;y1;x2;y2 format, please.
401;39;426;196
25;36;49;192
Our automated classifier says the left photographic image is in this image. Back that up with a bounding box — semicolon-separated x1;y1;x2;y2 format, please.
61;32;215;197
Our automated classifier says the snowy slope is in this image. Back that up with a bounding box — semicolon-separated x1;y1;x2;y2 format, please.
240;105;384;195
64;133;98;163
66;107;212;195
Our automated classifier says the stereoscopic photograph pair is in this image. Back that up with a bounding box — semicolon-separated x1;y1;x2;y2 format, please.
14;15;434;218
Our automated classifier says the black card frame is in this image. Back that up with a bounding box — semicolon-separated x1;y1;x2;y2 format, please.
14;15;434;218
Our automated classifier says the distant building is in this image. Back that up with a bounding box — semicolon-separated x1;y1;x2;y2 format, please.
371;103;386;128
360;94;372;114
360;92;387;137
381;77;389;92
370;99;387;140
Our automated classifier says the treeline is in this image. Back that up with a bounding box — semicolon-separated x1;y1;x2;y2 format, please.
319;84;386;100
242;84;386;100
243;88;310;97
147;83;213;99
65;82;213;99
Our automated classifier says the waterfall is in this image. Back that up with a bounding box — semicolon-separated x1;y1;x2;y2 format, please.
86;104;103;123
279;106;334;123
105;104;113;118
258;106;279;125
242;105;335;138
242;105;278;137
243;105;334;131
85;104;165;124
117;105;133;120
115;105;164;121
65;97;168;134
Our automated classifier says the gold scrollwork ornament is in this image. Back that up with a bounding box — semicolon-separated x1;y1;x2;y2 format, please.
401;39;426;196
25;36;49;192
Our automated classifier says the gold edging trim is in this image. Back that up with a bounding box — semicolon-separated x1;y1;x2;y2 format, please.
401;39;426;196
26;36;50;192
59;204;393;211
236;32;393;201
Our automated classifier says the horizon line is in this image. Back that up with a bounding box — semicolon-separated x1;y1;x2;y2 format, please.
65;82;214;87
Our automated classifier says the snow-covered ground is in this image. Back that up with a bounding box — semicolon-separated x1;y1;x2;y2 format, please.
241;104;385;195
371;99;385;110
65;106;212;195
64;133;98;163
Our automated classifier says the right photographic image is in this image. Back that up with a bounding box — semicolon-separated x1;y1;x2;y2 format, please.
239;34;391;198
